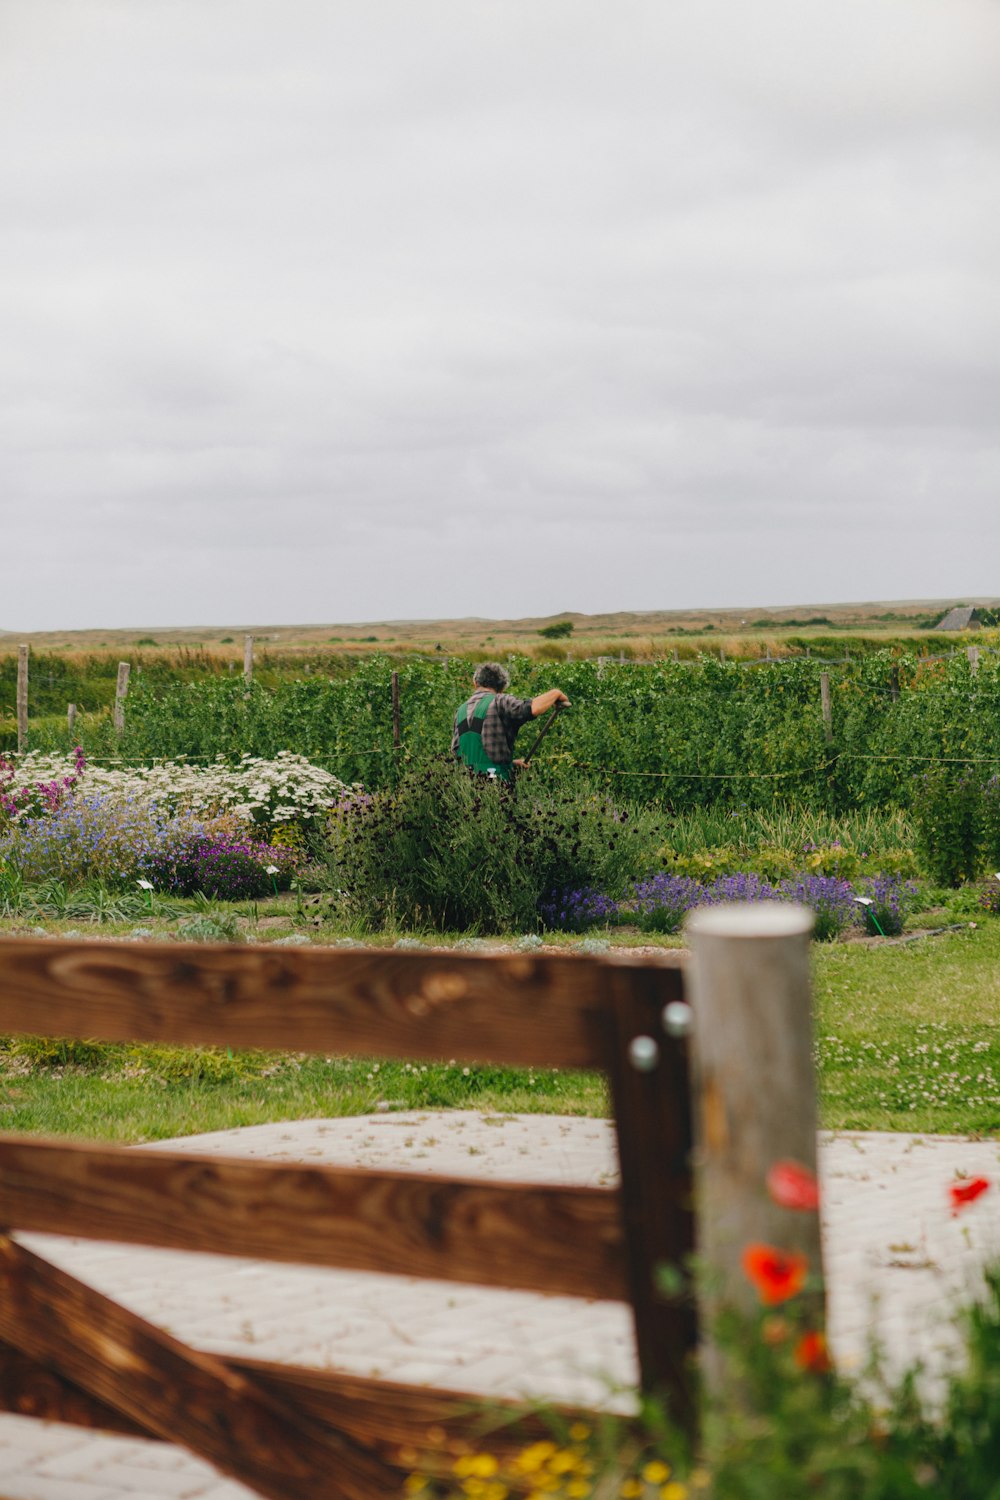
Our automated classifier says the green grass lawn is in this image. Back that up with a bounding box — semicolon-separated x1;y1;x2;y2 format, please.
813;920;1000;1134
2;910;999;1142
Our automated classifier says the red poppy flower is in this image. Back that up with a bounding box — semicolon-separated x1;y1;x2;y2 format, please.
794;1330;832;1373
767;1159;820;1212
949;1177;990;1215
741;1243;809;1306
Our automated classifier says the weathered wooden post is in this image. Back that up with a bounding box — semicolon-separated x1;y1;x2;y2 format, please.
968;645;980;676
16;645;28;753
243;635;254;683
113;663;130;735
686;904;824;1391
67;703;77;737
820;671;833;744
391;670;401;750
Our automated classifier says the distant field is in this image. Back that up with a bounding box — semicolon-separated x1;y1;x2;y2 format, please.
2;596;998;662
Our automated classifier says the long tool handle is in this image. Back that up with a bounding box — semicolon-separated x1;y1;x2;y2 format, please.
521;703;566;764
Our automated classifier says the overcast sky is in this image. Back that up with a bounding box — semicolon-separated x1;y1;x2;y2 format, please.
2;0;998;631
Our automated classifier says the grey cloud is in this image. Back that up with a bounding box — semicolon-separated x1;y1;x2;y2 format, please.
1;0;998;629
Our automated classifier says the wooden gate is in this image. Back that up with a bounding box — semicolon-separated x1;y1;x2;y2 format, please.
0;937;695;1498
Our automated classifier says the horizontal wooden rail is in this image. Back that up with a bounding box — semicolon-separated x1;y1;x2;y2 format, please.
0;1136;629;1298
0;937;684;1067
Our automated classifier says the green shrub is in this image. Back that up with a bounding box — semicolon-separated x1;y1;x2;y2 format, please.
326;758;655;934
912;768;986;886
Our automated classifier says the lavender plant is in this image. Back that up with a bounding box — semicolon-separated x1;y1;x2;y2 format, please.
776;874;858;941
702;872;780;904
624;872;704;934
855;874;921;936
538;885;618;933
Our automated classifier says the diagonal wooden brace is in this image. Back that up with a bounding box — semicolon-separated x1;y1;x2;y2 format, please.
0;1234;398;1500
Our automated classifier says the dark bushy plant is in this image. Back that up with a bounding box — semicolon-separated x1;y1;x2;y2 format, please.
327;758;651;934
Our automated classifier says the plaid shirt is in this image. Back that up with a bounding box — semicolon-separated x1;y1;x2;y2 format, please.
452;689;535;766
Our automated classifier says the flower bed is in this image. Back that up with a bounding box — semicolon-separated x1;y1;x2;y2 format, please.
543;871;921;939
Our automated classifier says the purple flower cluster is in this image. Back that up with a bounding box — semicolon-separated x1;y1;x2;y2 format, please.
538;867;906;941
538;885;619;933
774;874;858;941
626;873;704;934
856;874;920;936
702;872;780;905
0;791;173;884
0;747;86;822
142;832;299;900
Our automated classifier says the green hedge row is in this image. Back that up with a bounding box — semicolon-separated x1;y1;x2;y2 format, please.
7;651;1000;815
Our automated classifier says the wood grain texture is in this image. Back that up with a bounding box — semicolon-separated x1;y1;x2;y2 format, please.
686;907;824;1361
0;1342;590;1460
0;1135;626;1298
0;1235;397;1500
602;964;697;1425
0;937;683;1067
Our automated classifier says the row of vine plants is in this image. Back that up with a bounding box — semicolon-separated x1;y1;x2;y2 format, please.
6;651;1000;814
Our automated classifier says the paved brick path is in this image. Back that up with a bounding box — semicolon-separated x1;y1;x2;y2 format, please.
2;1114;999;1499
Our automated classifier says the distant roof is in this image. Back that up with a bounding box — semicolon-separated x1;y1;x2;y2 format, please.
936;606;981;630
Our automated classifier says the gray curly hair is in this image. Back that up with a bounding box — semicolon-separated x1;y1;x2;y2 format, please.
473;661;510;692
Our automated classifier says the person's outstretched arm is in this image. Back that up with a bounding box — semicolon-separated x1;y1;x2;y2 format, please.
530;687;570;717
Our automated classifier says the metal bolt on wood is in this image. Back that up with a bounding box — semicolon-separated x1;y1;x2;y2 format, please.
627;1035;660;1071
662;1001;693;1038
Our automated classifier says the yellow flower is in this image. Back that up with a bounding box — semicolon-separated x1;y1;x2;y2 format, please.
550;1450;581;1475
642;1462;671;1484
566;1481;592;1498
660;1485;689;1500
620;1482;644;1499
454;1453;500;1479
513;1442;557;1474
568;1423;592;1443
402;1479;428;1495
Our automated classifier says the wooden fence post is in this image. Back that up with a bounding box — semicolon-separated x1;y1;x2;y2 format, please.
16;646;28;753
67;704;77;738
820;671;832;744
243;635;254;684
686;904;824;1395
391;671;401;749
968;646;980;676
113;663;130;735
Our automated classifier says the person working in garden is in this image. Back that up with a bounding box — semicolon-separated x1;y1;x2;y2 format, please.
452;663;569;783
